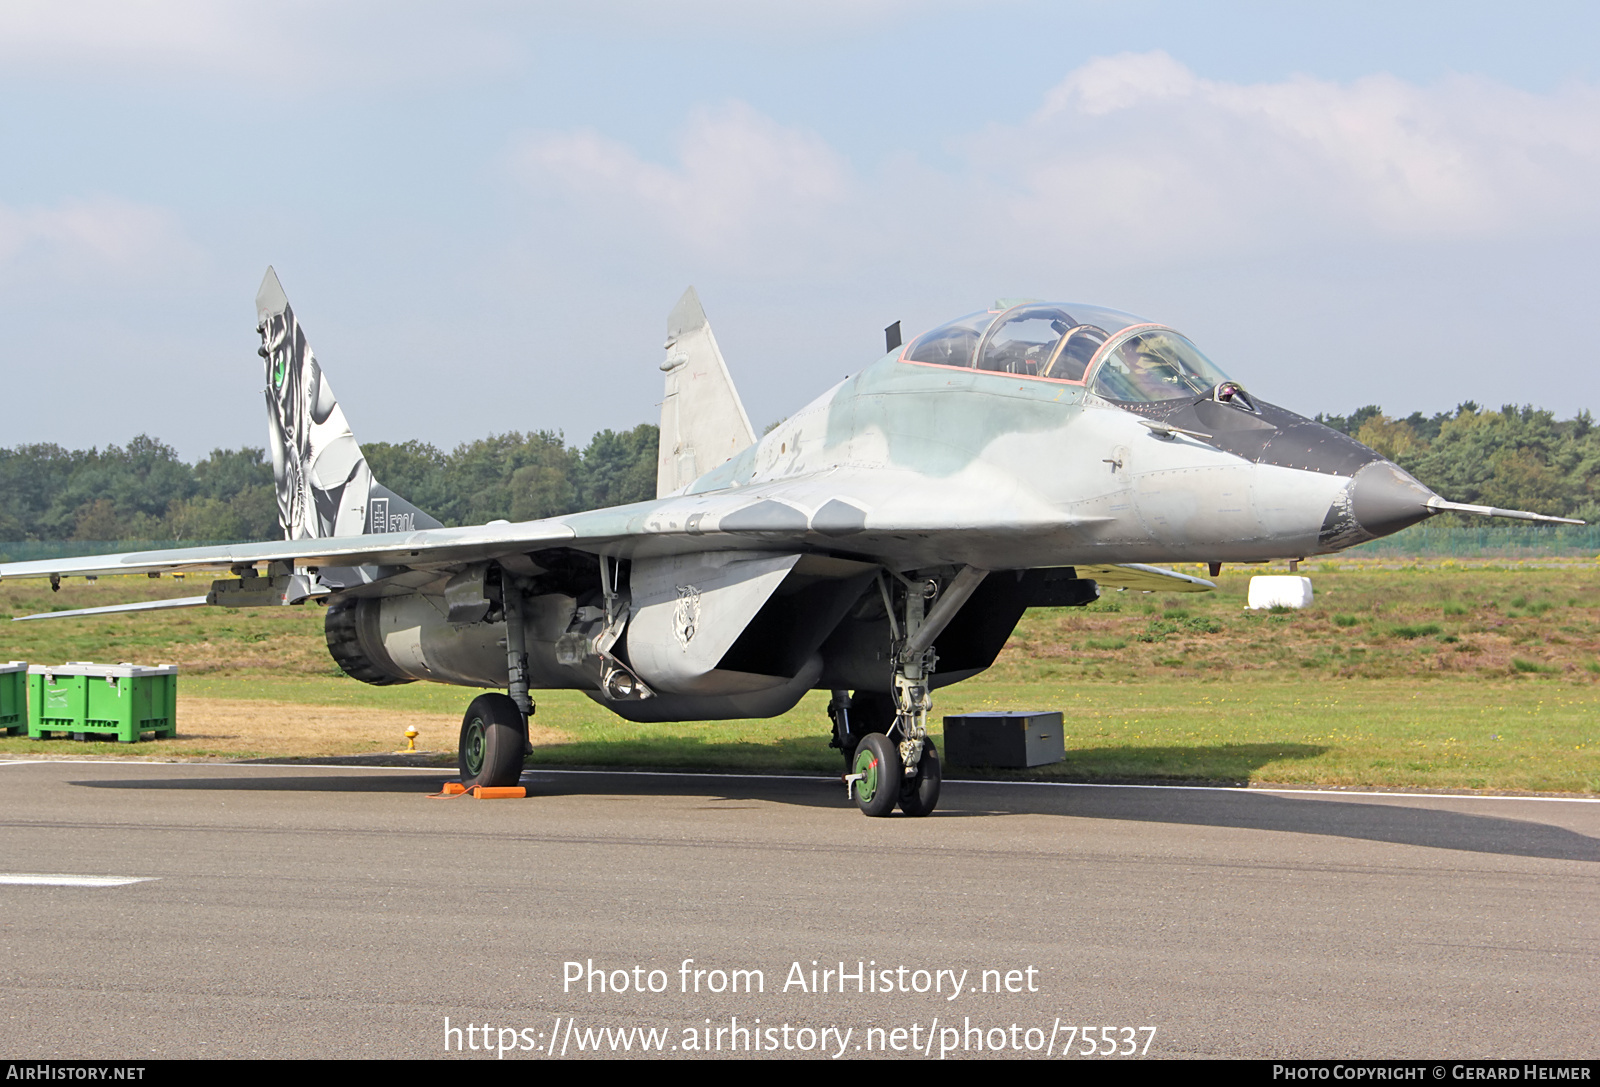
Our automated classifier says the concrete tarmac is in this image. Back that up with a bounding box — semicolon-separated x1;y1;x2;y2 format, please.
0;759;1594;1060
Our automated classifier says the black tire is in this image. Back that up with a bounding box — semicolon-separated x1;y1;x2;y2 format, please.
458;693;526;788
898;740;941;817
852;733;902;818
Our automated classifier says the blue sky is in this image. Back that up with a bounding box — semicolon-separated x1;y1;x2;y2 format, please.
2;1;1598;459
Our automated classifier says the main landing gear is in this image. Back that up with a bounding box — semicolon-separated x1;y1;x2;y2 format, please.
457;569;533;788
833;566;987;819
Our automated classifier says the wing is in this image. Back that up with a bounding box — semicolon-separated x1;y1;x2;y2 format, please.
1;472;1119;606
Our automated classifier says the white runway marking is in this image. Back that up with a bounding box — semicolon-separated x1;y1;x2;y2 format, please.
0;874;158;887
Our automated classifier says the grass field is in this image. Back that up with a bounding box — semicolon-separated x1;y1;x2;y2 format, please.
2;560;1596;793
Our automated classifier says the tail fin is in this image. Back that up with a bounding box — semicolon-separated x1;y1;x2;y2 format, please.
656;286;756;497
256;267;441;539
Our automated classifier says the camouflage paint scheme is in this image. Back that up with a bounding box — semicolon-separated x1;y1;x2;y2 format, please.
2;275;1574;741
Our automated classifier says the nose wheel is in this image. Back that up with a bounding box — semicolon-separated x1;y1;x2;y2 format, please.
848;733;901;817
846;733;942;817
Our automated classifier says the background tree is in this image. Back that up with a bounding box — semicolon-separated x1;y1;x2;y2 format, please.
7;409;1591;541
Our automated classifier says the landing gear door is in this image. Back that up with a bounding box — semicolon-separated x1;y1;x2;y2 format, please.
627;551;802;695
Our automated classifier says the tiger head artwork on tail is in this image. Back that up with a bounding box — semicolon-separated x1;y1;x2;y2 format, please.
256;267;438;540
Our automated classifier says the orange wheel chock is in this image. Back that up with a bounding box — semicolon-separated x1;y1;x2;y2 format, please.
428;782;525;799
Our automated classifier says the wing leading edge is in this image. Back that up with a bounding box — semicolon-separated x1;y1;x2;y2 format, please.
0;521;581;583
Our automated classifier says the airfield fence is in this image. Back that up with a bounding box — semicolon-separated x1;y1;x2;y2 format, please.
1343;524;1600;559
0;526;1597;567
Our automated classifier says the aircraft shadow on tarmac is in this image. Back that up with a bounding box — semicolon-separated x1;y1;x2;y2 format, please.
69;760;1598;863
964;785;1600;864
61;737;1324;803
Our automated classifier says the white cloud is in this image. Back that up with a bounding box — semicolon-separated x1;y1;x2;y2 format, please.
517;102;854;267
533;0;990;36
0;1;975;89
0;197;202;282
0;1;243;63
0;0;517;89
1037;50;1201;117
514;52;1600;280
1019;51;1600;254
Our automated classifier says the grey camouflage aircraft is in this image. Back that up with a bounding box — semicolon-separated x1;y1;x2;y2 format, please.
3;270;1578;816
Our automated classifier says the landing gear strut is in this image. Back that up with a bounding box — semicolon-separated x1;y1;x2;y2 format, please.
842;566;987;818
457;566;533;788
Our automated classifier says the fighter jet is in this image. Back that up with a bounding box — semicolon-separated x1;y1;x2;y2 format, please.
2;272;1578;817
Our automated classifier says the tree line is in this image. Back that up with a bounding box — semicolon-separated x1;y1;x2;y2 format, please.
0;424;658;542
1;404;1595;542
1313;403;1598;523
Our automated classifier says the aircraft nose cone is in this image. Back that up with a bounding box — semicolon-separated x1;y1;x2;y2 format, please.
1348;460;1435;538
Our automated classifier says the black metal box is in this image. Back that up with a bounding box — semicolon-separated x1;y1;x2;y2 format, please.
942;711;1064;768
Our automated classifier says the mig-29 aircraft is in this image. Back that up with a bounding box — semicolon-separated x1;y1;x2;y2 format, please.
3;269;1578;817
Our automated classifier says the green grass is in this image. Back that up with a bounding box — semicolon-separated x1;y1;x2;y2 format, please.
2;675;1590;792
1;561;1597;792
1390;622;1443;640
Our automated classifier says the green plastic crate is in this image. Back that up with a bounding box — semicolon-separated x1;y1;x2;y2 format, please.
0;662;25;735
27;662;178;743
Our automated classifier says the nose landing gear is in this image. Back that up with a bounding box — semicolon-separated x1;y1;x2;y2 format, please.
843;719;941;818
839;565;988;819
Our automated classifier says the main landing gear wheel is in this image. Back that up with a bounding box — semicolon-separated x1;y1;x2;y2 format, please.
458;693;526;788
851;733;902;818
898;739;941;817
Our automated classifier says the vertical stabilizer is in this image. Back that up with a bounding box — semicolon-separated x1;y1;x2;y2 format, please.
657;287;756;497
256;267;441;539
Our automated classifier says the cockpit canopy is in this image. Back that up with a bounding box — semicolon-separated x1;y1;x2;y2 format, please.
902;302;1234;404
